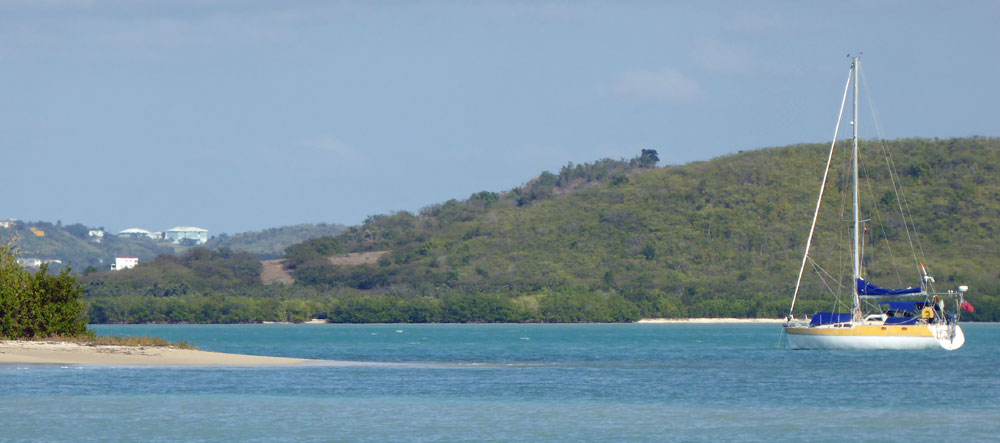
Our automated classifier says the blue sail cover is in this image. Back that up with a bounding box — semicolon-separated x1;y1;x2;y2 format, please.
856;278;922;296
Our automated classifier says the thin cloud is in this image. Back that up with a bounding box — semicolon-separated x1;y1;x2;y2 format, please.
302;136;364;163
693;39;754;73
484;1;581;21
725;10;787;35
0;2;331;60
611;68;702;103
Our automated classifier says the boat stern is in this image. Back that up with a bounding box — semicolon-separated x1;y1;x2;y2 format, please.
933;324;965;351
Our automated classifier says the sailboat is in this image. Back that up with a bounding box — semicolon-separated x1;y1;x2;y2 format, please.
782;55;969;350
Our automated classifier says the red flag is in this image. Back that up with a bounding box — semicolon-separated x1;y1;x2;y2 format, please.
961;300;975;313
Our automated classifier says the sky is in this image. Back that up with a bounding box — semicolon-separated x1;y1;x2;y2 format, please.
2;1;998;235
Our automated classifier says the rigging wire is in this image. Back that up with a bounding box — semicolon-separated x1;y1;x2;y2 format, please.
788;64;853;316
859;65;927;283
808;256;846;303
858;148;906;287
837;138;851;307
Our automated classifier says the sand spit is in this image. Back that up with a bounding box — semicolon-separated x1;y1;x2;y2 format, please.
0;340;308;366
261;319;328;325
637;318;784;324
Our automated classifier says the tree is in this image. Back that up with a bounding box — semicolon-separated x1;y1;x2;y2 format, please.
470;191;500;208
64;223;91;239
639;149;660;168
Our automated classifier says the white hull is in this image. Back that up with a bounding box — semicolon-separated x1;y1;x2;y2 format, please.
786;324;964;351
938;325;966;350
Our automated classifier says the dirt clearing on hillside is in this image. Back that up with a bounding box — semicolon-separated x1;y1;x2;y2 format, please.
327;251;389;266
261;259;295;285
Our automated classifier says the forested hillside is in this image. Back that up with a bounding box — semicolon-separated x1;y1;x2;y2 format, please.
204;223;347;259
84;138;1000;322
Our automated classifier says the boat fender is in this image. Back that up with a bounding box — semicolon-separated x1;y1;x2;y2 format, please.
921;307;935;319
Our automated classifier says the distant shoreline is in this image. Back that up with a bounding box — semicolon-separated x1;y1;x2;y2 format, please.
261;319;327;325
637;318;784;324
244;318;789;325
89;319;993;325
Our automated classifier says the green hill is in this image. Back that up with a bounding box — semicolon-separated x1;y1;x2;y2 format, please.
83;138;1000;322
204;223;347;259
1;221;348;274
2;221;176;273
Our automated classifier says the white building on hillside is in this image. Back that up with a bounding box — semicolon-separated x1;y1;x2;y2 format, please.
88;230;105;243
118;228;156;240
17;258;42;268
111;256;138;271
164;226;209;245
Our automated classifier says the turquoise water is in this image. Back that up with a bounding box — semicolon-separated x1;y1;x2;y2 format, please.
2;323;998;441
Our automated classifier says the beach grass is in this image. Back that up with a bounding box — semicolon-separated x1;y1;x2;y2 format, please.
31;334;198;350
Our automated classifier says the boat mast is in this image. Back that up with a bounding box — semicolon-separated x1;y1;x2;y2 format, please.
851;55;862;319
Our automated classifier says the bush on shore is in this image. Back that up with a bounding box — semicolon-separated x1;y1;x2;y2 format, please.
0;245;89;339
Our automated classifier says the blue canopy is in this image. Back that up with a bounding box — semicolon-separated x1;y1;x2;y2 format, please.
857;278;922;296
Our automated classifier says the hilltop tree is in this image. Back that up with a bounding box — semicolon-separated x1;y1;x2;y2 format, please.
638;149;659;168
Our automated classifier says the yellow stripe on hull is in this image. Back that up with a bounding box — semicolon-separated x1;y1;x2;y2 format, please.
783;324;964;350
786;324;933;337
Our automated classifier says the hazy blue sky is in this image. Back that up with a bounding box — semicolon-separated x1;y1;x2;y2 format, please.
3;1;998;235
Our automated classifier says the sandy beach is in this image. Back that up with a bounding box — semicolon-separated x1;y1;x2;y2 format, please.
637;318;784;324
0;340;309;366
261;319;328;325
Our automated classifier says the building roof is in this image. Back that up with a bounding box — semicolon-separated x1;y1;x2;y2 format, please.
116;256;139;259
165;226;208;232
119;228;152;234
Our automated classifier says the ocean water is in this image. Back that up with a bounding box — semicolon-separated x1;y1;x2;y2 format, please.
1;323;998;442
